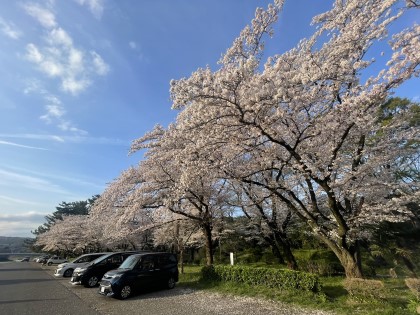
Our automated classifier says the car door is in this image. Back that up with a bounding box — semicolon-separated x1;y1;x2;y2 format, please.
154;254;169;285
132;255;156;290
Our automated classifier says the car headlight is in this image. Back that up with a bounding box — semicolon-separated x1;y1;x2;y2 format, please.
75;267;87;273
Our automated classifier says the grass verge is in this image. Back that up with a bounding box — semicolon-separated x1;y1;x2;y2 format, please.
178;265;419;315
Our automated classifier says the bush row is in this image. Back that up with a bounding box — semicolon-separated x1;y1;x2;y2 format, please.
201;265;321;292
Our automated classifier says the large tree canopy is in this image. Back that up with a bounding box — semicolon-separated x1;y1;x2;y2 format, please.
37;0;419;278
168;0;420;277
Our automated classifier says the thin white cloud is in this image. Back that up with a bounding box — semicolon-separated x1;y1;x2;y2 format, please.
0;133;128;145
25;43;43;63
0;221;40;237
0;133;65;142
91;51;109;75
74;0;104;19
2;165;105;191
24;27;109;95
0;168;70;195
0;140;48;151
58;121;88;135
48;27;73;47
0;17;22;39
22;3;57;29
128;40;146;62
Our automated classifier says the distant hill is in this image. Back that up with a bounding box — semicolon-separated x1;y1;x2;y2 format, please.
0;236;34;253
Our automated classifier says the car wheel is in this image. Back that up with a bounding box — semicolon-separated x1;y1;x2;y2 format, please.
47;262;52;266
63;269;73;277
118;285;132;300
167;277;176;289
85;276;99;287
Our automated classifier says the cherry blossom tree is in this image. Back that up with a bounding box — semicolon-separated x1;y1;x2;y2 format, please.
35;215;90;254
153;214;201;273
169;0;420;278
88;167;156;250
130;124;235;265
230;178;298;269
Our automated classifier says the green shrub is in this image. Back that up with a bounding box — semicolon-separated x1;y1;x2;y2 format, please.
294;249;344;276
201;265;321;292
200;265;220;281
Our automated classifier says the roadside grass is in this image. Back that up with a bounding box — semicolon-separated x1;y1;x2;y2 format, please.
178;265;419;315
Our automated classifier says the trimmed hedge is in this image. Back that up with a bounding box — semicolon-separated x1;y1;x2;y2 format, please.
201;265;321;292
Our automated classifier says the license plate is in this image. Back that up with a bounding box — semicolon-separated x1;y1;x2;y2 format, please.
100;286;105;293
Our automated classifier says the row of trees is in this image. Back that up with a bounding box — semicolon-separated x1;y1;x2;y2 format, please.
34;0;419;278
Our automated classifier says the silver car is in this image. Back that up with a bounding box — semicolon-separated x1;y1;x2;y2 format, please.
54;253;108;277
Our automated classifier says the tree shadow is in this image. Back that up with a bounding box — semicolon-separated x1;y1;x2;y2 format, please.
0;278;55;286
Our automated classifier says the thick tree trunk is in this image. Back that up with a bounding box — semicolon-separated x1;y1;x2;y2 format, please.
340;254;363;278
202;224;214;265
266;230;298;270
282;241;298;270
265;236;286;265
310;226;363;278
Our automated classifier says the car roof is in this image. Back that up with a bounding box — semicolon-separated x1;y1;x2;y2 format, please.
128;252;175;258
81;252;112;256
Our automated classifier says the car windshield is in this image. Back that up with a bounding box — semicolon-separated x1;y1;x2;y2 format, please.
89;254;110;265
118;255;140;269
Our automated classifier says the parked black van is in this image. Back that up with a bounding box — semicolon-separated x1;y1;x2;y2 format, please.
70;251;138;288
98;252;178;299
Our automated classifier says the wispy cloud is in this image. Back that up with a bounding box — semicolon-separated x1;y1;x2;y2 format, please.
0;133;128;145
0;140;48;151
22;3;57;29
0;168;69;195
0;17;22;39
2;165;105;191
0;133;65;142
0;211;46;222
73;0;104;19
0;211;47;237
128;40;146;61
91;51;109;75
23;4;110;96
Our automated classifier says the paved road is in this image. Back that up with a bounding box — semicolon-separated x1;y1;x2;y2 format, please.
0;261;99;315
0;261;334;315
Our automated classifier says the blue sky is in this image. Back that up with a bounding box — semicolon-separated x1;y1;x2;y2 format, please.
0;1;418;238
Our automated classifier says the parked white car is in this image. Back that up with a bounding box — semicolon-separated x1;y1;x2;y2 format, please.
54;253;108;278
46;256;68;266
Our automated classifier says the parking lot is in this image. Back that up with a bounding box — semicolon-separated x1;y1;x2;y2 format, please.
41;262;334;315
1;261;333;315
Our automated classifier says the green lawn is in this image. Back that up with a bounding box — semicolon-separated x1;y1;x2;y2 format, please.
178;265;419;315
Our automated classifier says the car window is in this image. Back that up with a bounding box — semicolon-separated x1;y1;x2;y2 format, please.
109;255;123;264
89;255;102;262
156;255;168;268
168;254;177;264
120;255;139;269
74;256;89;263
140;256;155;271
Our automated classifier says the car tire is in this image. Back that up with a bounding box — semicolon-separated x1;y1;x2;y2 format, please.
47;262;52;266
64;269;73;277
85;276;99;288
167;277;176;289
117;284;132;300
